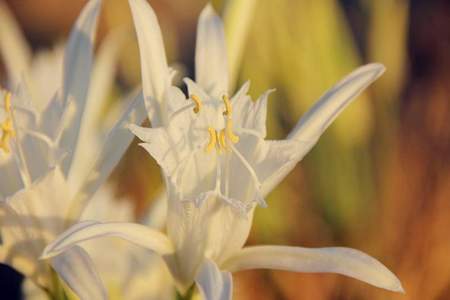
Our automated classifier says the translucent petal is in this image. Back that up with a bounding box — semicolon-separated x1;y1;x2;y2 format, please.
195;4;229;97
70;91;146;220
264;64;386;194
59;0;101;176
195;259;232;300
128;0;170;125
42;221;174;259
51;246;107;300
289;63;385;142
223;246;404;293
68;29;126;192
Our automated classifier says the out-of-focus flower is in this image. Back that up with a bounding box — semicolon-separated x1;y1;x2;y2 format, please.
80;185;174;300
0;0;146;299
42;1;404;299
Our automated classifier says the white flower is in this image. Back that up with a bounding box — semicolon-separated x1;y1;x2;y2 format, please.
0;0;146;299
80;186;174;300
42;1;404;299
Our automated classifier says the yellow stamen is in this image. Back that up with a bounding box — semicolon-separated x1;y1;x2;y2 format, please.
222;94;232;116
0;92;15;153
218;130;228;151
4;92;11;112
191;94;202;114
205;127;217;153
225;119;239;144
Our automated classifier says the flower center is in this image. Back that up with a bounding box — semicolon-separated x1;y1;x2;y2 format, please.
189;94;240;153
0;91;16;153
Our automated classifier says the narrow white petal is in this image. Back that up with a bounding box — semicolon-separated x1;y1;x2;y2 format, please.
195;4;229;97
288;63;385;142
68;28;125;192
223;246;404;293
42;221;173;259
59;0;102;176
195;259;233;300
263;64;385;194
128;0;170;126
69;90;146;220
0;1;31;87
51;246;107;300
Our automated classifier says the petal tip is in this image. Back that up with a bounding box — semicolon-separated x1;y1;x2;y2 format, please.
201;3;218;17
39;248;57;260
364;62;386;78
391;278;405;294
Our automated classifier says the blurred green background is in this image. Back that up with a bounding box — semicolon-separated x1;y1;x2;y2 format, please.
1;0;449;299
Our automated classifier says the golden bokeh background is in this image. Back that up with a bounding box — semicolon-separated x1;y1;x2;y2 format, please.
1;0;449;299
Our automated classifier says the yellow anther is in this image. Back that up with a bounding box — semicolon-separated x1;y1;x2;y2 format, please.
0;92;15;153
225;119;239;144
205;127;217;153
1;119;14;136
218;130;228;151
222;95;232;116
4;92;11;113
190;95;202;114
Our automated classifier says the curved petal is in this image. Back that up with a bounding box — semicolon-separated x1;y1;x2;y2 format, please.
41;221;173;259
128;0;170;125
223;246;404;293
68;28;126;192
288;63;385;142
263;64;385;194
67;90;146;220
195;259;232;300
59;0;102;176
195;4;229;97
51;246;107;300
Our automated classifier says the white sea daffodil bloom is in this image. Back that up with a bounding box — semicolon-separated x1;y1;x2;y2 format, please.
42;1;404;299
81;186;174;300
0;0;146;299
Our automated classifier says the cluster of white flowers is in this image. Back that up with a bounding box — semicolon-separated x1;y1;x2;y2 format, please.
0;0;403;299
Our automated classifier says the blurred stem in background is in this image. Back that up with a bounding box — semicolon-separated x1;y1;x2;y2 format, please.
222;0;257;91
367;0;409;176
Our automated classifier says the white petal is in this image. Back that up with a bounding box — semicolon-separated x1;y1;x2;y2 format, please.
195;4;229;97
184;77;210;101
5;167;70;239
59;0;102;176
0;1;31;87
223;246;404;293
253;139;303;191
42;221;173;259
288;63;385;142
264;64;385;194
233;88;274;138
128;0;170;126
68;28;125;192
195;259;233;300
70;90;146;219
129;123;188;179
51;246;107;300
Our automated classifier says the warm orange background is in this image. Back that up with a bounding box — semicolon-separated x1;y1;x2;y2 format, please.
1;0;449;299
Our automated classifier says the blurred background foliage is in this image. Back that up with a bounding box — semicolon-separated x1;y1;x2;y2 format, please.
1;0;449;299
